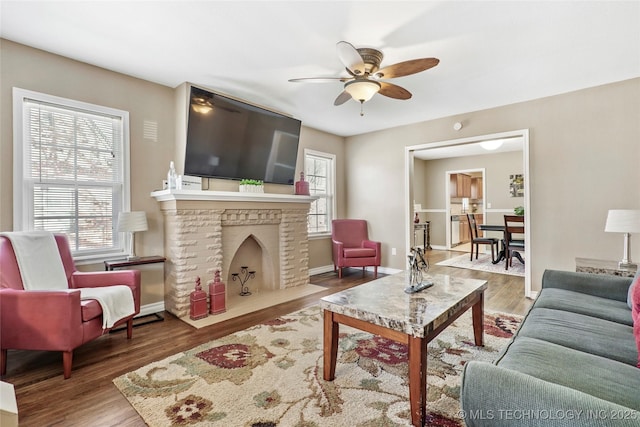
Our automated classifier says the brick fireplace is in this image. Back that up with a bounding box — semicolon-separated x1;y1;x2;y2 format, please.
152;189;315;318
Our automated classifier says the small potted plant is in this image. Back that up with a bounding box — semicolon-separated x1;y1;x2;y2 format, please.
514;206;524;216
239;179;264;193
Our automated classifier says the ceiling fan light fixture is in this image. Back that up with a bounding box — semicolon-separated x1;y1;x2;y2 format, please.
345;80;381;103
191;97;213;114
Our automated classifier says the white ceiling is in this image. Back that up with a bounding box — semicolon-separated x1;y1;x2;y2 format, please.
1;1;639;137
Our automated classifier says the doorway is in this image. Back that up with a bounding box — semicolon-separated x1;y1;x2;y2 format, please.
446;168;485;252
404;129;532;298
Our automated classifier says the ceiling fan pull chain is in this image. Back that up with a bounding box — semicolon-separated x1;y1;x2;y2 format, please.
360;100;365;116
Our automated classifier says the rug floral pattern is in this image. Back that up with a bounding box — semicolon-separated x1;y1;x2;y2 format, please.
113;306;521;427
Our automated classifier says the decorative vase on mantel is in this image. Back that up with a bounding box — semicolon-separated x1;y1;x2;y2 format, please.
295;172;310;196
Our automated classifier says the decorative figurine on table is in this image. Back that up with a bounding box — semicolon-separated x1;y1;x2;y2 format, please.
209;269;227;314
414;212;420;223
295;172;310;196
189;276;209;320
404;247;433;294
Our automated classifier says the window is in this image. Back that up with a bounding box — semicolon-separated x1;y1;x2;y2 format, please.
304;149;336;235
13;88;130;261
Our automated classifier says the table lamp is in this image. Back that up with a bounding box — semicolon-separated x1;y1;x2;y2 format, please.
117;211;148;260
604;209;640;269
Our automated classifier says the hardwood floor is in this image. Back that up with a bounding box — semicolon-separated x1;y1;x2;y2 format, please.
3;249;532;426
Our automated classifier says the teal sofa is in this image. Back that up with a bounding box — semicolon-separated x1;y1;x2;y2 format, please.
461;270;640;426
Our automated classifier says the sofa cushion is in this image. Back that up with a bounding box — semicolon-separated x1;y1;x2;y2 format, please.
534;288;633;326
517;307;637;366
343;247;376;258
80;299;102;322
497;336;640;409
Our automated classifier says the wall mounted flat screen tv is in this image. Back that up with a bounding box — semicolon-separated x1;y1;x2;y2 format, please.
184;85;302;185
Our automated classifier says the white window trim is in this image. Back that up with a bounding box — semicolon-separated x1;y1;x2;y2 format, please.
12;87;131;262
304;148;336;238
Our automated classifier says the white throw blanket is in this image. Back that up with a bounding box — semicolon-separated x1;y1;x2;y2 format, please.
0;231;68;290
1;231;135;329
79;286;135;329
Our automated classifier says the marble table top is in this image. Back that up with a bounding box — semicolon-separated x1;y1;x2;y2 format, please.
319;271;487;338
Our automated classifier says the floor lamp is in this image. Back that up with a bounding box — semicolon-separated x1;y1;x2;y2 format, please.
118;211;148;260
605;209;640;269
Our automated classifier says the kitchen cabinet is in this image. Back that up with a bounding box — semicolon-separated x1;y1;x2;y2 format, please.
459;216;470;243
450;173;471;198
471;177;483;199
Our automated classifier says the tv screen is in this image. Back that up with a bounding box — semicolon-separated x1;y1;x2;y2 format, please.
184;86;302;185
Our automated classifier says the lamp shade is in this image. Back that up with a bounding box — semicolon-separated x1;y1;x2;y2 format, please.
604;210;640;233
345;80;381;102
117;211;148;233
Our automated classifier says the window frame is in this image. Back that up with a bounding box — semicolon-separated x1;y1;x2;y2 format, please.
304;148;336;238
12;87;131;262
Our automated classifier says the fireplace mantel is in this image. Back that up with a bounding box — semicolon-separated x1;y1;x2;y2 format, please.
151;189;316;204
151;188;315;318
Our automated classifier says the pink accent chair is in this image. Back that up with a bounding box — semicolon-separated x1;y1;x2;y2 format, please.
331;219;381;279
0;234;141;379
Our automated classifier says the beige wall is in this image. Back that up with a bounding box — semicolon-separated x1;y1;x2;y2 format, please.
0;39;175;306
296;126;346;270
0;40;344;306
345;77;640;291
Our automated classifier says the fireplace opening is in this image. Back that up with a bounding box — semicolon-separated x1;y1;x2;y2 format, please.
227;234;275;302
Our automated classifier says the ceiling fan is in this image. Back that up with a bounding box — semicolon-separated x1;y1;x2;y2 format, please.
289;41;439;115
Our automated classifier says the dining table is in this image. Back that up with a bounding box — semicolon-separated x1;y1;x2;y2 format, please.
478;223;525;265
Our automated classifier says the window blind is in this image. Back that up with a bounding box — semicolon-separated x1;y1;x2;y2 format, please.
305;152;335;234
22;97;125;255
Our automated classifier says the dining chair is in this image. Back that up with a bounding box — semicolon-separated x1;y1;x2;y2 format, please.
503;215;525;270
467;214;499;262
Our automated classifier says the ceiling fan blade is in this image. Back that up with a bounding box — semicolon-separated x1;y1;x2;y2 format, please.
288;77;351;83
379;82;412;100
336;41;365;76
334;90;352;106
374;58;439;79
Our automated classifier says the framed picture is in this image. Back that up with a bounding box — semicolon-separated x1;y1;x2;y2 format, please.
509;174;524;197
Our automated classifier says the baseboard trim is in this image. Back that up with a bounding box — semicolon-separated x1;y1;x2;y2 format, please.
137;301;165;317
309;265;403;277
374;266;403;275
309;265;336;276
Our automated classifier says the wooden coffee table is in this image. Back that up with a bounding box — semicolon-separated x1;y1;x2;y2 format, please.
319;271;487;427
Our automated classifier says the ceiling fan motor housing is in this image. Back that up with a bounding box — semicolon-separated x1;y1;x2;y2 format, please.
356;48;384;74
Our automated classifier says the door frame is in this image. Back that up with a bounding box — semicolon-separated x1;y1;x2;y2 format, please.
404;129;532;298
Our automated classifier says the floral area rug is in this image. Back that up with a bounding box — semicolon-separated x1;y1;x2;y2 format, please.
113;305;522;427
436;253;525;277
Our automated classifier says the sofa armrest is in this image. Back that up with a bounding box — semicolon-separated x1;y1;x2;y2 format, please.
461;361;639;427
70;270;141;310
0;288;83;350
542;269;632;303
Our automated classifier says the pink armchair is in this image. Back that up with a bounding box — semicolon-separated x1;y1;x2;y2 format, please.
331;219;381;279
0;234;141;379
